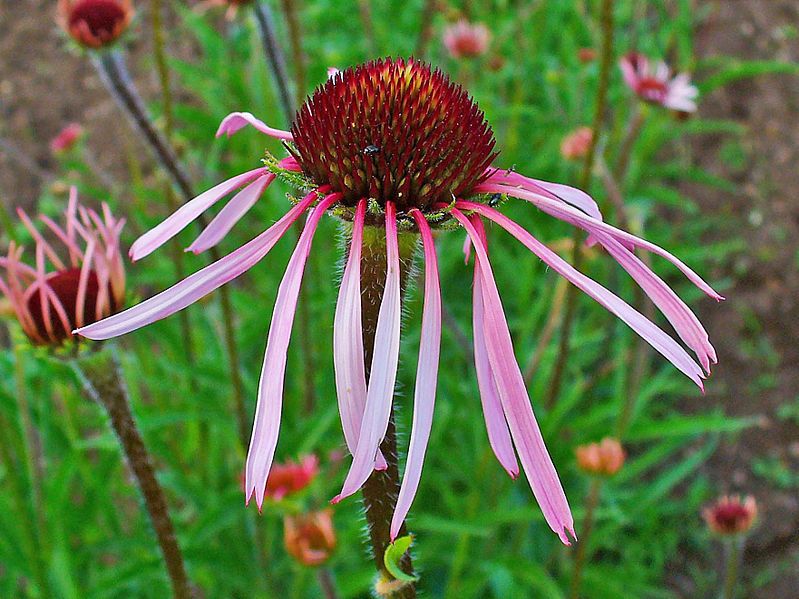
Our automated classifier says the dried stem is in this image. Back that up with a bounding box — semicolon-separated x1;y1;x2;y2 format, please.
358;227;417;598
278;0;307;107
150;0;198;379
569;478;602;599
414;0;440;58
357;0;378;55
252;1;296;124
74;349;193;599
92;48;249;451
545;0;614;408
316;568;340;599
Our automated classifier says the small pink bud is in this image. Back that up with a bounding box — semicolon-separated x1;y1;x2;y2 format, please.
443;20;491;59
50;123;84;153
58;0;134;50
283;510;336;567
560;126;593;160
703;495;757;536
575;438;625;476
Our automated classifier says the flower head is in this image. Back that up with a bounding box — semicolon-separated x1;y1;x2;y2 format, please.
1;187;125;346
77;57;721;546
703;495;757;536
575;438;625;476
619;52;698;113
50;123;84;154
578;48;596;64
265;455;319;501
58;0;134;50
283;510;336;567
560;126;593;160
443;20;491;59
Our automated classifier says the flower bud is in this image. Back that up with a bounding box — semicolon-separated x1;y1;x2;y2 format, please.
283;510;336;567
575;437;625;476
0;188;125;346
578;48;596;63
50;123;84;154
58;0;134;50
703;495;757;536
560;126;593;160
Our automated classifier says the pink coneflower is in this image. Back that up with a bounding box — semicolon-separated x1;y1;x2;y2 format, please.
58;0;134;50
50;123;84;154
619;52;699;113
77;58;720;545
443;20;491;59
265;455;319;500
1;187;125;346
704;495;757;536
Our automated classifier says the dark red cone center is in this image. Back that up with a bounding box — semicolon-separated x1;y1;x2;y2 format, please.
26;268;110;344
290;58;498;213
68;0;128;42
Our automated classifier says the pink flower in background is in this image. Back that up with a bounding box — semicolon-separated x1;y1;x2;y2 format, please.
50;123;84;153
560;126;593;160
704;495;757;536
77;58;721;545
58;0;134;50
265;455;319;500
575;438;625;476
619;52;699;113
1;187;125;346
443;20;491;59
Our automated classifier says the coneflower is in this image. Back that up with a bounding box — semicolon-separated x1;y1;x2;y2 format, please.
77;58;720;562
619;52;699;113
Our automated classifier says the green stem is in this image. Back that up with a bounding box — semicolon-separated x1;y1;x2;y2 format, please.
316;568;339;599
545;0;614;408
252;1;296;123
358;226;417;598
74;349;194;599
720;538;744;599
569;478;602;599
278;0;307;108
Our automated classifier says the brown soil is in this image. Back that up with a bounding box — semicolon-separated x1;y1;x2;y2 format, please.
690;2;799;598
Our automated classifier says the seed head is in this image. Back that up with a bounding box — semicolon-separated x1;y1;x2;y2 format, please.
290;58;498;214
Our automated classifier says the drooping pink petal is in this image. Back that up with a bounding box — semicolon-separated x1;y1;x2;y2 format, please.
594;230;716;372
129;167;269;261
74;240;96;329
18;208;65;271
245;195;338;509
333;199;387;471
473;257;520;479
333;202;402;503
475;182;724;301
484;169;603;220
460;201;706;388
452;209;575;545
187;174;276;254
76;190;329;340
216;111;294;141
391;210;442;540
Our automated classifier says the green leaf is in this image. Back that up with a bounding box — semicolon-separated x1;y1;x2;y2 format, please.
383;535;418;583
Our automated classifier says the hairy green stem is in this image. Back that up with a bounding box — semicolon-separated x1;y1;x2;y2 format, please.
358;227;417;598
545;0;614;408
278;0;307;108
569;478;602;599
74;349;193;599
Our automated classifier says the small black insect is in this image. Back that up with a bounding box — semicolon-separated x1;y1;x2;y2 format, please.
363;145;380;155
488;193;502;207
